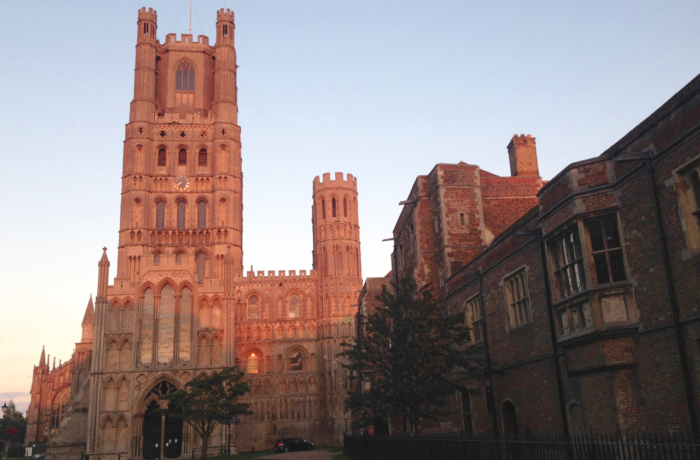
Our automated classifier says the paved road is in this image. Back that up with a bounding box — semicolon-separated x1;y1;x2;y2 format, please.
258;449;337;460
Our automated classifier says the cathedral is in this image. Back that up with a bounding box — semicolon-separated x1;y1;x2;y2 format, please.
25;7;361;458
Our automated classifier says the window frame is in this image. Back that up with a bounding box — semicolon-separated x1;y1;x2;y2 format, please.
547;225;586;301
674;158;700;256
584;214;626;285
464;294;484;344
502;267;532;329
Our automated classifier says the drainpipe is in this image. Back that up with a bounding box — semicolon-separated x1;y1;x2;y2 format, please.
462;270;499;435
516;229;571;440
616;152;698;436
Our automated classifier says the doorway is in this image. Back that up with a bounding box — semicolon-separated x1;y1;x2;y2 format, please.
502;400;518;437
142;382;183;459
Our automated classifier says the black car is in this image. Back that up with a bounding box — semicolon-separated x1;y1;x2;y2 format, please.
273;437;314;453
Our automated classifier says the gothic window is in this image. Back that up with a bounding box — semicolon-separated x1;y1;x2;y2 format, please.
343;198;348;217
176;61;195;92
179;287;192;362
248;296;259;320
290;351;303;371
156;201;165;229
289;294;301;318
132;199;143;227
549;227;586;300
154;253;161;265
218;198;228;226
332;198;337;218
197;201;207;228
198;149;207;166
158;148;166;167
247;353;259;374
175;253;182;263
178;149;187;165
586;215;626;285
177;201;186;229
322;199;326;220
465;296;484;343
157;284;175;364
223;24;228;38
196;253;206;283
504;269;531;328
141;288;155;365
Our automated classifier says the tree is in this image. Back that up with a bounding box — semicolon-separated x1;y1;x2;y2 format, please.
340;278;485;435
1;401;26;446
159;367;251;460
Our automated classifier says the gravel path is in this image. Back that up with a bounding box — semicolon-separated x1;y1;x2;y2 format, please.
257;449;337;459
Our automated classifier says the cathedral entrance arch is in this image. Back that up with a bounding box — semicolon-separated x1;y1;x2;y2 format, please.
140;381;183;459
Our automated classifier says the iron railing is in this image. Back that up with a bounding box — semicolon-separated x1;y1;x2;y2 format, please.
344;431;700;460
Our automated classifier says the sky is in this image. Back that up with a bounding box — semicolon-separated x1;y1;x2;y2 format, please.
1;0;699;414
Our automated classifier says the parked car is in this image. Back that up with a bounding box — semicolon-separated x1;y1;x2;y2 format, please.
273;437;314;452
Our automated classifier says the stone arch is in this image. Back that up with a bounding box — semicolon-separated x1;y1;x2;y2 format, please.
244;291;263;321
194;247;210;282
286;289;304;318
285;345;308;372
243;347;264;374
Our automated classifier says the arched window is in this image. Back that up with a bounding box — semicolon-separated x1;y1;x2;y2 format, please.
322;199;326;220
196;253;206;283
198;201;207;228
154;254;161;265
290;351;303;371
157;149;166;167
177;201;186;229
343;198;348;217
156;202;165;229
289;294;301;318
332;198;337;218
198;149;207;166
178;149;187;165
248;296;259;320
176;61;195;92
247;353;259;374
175;253;182;264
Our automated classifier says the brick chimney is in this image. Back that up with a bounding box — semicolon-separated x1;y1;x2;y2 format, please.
507;134;539;177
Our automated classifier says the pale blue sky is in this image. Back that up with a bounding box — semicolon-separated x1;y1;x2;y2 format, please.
1;0;699;411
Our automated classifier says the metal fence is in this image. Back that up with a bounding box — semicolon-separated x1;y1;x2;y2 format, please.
344;432;700;460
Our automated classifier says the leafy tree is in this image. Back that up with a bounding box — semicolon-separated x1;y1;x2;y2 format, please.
159;367;251;460
341;278;485;435
1;400;26;446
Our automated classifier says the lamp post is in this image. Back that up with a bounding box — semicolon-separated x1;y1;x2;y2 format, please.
1;402;7;460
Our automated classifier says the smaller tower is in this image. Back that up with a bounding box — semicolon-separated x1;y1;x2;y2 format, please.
130;7;158;122
507;134;540;177
213;8;238;123
312;172;362;319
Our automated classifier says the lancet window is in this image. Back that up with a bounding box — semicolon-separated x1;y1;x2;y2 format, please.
176;61;195;92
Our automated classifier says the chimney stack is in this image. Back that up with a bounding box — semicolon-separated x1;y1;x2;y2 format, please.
507;134;540;177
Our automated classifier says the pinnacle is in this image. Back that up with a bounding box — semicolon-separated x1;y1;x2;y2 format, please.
82;295;95;326
99;247;109;265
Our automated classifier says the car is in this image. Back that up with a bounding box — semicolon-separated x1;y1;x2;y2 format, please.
273;437;314;453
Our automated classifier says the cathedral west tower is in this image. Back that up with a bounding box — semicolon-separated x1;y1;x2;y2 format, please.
37;8;361;460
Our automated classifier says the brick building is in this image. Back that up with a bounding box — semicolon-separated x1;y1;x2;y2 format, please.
390;72;700;436
26;8;361;459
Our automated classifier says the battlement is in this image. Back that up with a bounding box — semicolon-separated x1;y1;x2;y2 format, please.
235;269;317;279
217;8;234;22
138;7;157;23
509;134;536;146
313;172;357;190
164;33;210;46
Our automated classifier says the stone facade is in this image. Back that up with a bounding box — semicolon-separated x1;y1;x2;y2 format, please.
29;8;360;460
